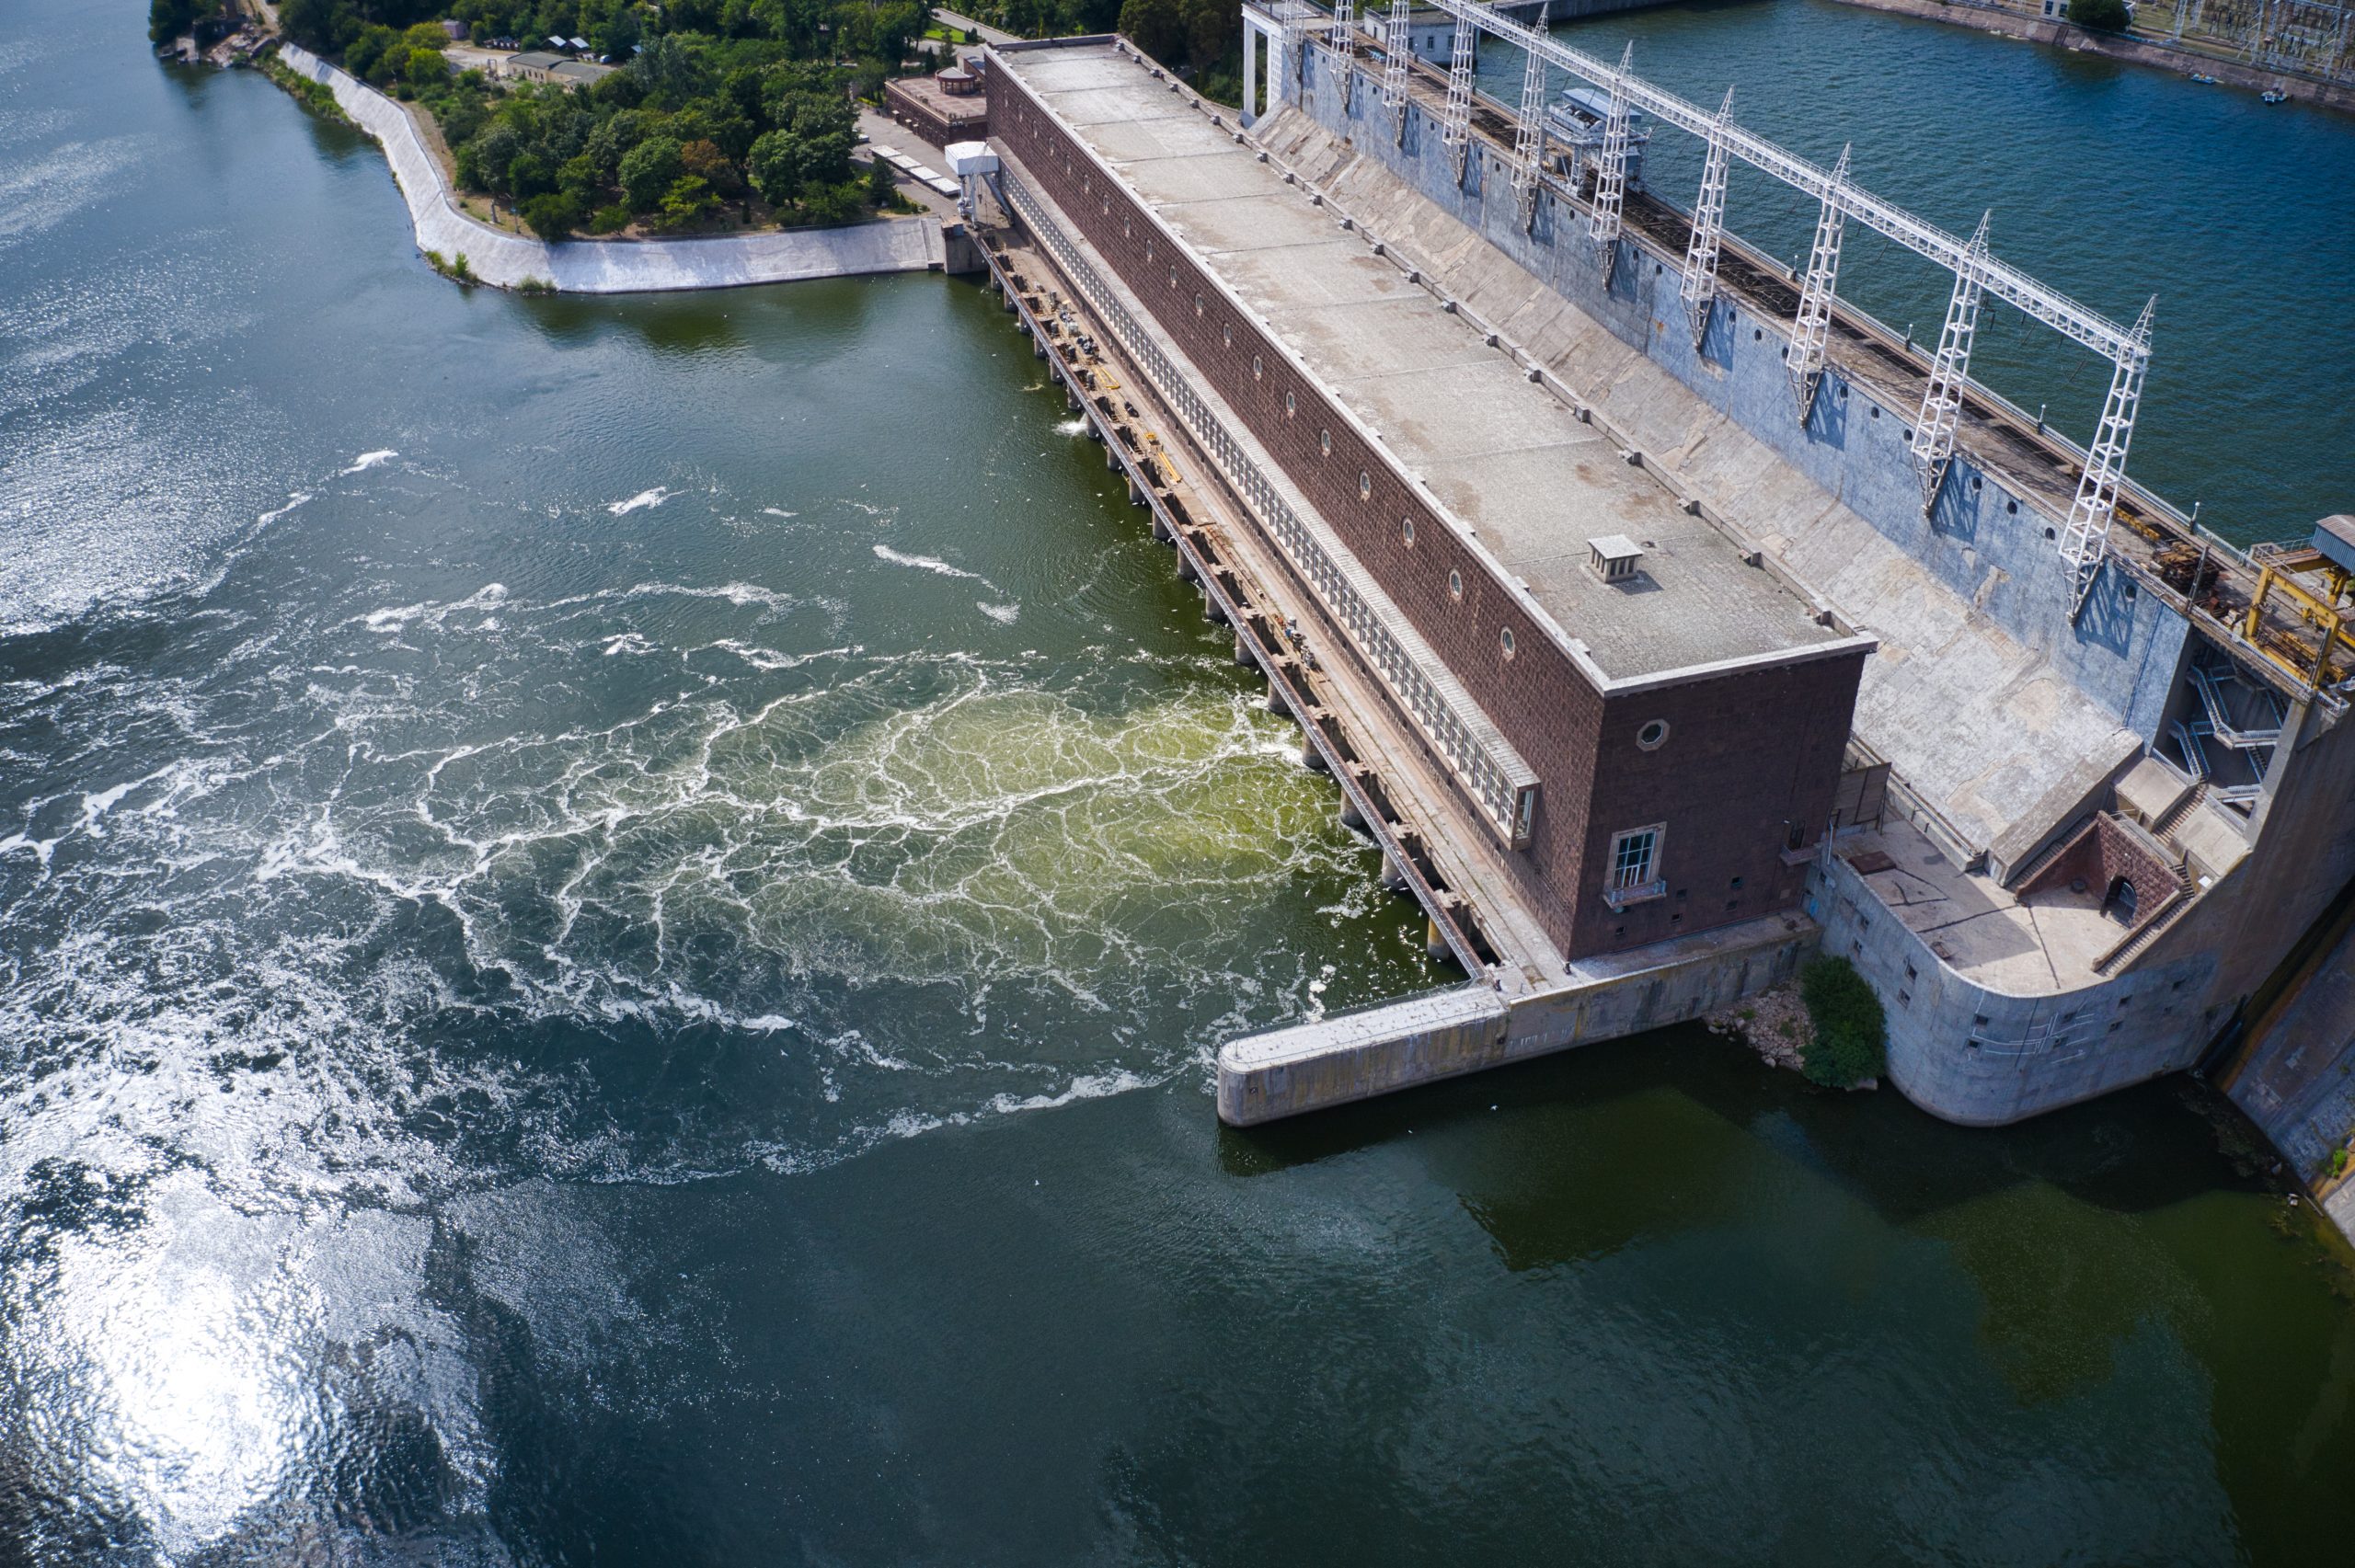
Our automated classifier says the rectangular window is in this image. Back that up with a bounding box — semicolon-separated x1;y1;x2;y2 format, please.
1610;826;1660;890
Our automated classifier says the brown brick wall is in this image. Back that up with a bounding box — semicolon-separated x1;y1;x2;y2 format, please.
882;78;987;148
2017;813;2178;930
994;59;1862;958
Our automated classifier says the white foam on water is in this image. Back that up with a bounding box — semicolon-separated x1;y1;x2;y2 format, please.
607;487;671;516
873;544;984;582
977;601;1020;624
761;508;797;519
698;638;851;671
601;633;656;658
257;492;311;525
1053;418;1088;436
985;1066;1161;1116
341;450;398;475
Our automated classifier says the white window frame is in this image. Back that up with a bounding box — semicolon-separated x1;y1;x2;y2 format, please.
1605;822;1667;908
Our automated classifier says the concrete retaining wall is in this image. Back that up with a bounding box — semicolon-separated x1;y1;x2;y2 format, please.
277;44;944;292
1218;916;1810;1123
1808;849;2220;1124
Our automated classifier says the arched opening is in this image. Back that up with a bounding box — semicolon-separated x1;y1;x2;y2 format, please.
2103;876;2139;926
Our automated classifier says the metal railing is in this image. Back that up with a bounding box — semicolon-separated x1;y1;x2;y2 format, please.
997;168;1539;844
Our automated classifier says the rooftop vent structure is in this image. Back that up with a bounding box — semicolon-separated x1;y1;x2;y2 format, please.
1587;535;1644;584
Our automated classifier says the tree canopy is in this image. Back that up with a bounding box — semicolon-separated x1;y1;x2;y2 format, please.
288;1;918;238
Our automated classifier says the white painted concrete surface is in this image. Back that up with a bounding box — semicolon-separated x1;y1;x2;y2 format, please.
278;45;944;292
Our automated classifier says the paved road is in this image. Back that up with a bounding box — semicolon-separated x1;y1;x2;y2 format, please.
856;108;965;219
931;6;1018;45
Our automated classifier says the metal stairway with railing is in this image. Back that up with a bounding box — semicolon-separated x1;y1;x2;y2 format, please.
2169;656;2284;809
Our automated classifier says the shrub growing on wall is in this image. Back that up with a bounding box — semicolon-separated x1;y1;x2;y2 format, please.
1799;957;1887;1089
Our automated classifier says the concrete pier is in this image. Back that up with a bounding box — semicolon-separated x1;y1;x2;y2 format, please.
1219;914;1810;1124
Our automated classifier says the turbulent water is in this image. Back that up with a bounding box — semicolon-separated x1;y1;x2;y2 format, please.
3;0;2353;1562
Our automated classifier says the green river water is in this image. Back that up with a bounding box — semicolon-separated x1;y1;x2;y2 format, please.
1;0;2351;1561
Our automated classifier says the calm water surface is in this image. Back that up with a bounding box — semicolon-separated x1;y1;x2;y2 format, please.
2;0;2352;1562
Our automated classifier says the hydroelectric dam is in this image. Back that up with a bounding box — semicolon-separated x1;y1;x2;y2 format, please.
949;6;2355;1142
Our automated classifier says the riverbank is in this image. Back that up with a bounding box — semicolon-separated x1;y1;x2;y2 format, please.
273;44;946;292
1823;0;2355;114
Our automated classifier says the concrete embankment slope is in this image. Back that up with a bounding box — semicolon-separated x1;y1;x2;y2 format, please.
277;45;944;292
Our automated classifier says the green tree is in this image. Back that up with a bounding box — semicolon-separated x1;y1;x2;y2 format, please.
618;133;685;210
681;137;742;195
657;173;721;228
1798;958;1888;1089
747;126;804;205
798;177;863;225
346;23;403;80
628;35;705;101
584;108;655;179
507;149;555;199
405;45;451;84
520;191;582;237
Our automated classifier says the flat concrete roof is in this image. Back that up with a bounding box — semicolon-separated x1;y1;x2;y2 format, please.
1837;818;2120;993
994;43;1841;681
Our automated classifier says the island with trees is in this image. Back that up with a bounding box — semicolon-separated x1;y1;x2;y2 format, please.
242;0;951;237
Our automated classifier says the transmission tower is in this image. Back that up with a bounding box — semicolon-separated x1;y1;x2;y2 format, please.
1910;212;1990;516
1511;8;1552;233
1332;0;1356;109
1786;143;1850;428
2059;297;2157;613
1677;87;1734;349
1382;0;1412;144
1586;43;1634;285
1442;11;1477;183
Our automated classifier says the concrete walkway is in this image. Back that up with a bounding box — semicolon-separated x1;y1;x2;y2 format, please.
278;45;945;292
931;6;1017;44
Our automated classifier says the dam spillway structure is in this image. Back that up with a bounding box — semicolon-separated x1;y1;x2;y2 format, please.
964;14;2355;1137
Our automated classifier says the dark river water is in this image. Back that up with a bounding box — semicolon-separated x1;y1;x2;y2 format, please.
3;0;2352;1562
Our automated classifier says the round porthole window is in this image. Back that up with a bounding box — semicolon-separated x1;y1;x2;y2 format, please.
1285;391;1296;418
1637;719;1671;750
1360;471;1373;501
1500;626;1517;659
1320;429;1333;456
1448;569;1464;601
1401;516;1416;546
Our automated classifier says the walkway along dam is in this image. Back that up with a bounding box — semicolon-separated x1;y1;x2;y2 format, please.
953;11;2355;1151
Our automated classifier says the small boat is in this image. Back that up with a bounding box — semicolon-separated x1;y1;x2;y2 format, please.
2189;72;2220;83
2261;86;2287;102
